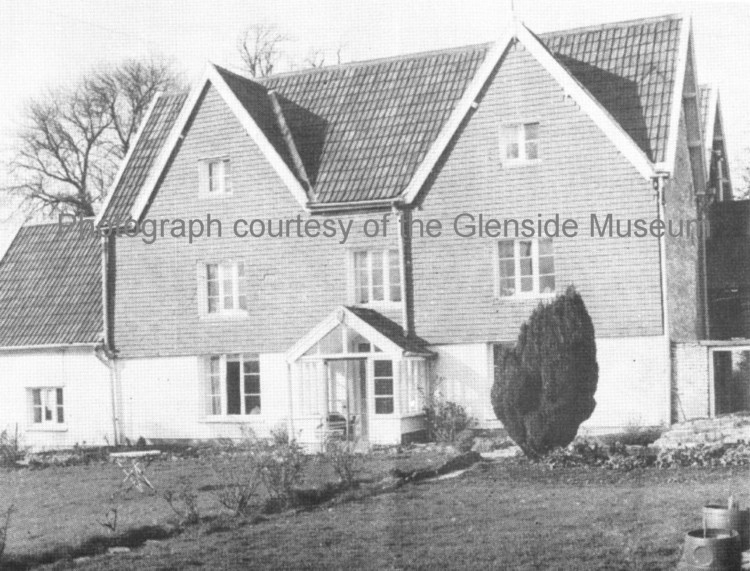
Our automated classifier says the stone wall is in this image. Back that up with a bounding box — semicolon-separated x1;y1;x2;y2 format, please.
654;413;750;448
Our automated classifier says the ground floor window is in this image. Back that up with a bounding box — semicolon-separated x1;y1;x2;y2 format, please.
374;360;394;414
30;388;64;425
205;354;261;416
402;360;427;414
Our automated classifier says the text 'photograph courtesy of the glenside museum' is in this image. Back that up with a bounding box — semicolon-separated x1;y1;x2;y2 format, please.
1;1;750;569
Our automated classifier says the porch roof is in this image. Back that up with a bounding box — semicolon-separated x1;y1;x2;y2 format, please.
285;306;433;362
345;307;431;355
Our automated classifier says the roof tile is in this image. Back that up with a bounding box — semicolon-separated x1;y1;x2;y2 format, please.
0;223;102;347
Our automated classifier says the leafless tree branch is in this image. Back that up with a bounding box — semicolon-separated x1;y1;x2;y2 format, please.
3;59;183;217
237;25;288;77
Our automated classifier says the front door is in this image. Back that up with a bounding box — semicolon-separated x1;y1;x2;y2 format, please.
326;359;368;441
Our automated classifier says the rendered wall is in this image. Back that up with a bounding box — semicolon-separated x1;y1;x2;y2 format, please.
0;348;114;450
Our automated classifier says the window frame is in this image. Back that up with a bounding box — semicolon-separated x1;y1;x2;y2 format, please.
350;249;402;306
373;360;395;415
500;121;540;164
199;157;232;195
205;261;248;317
30;387;65;427
495;238;556;299
204;354;262;418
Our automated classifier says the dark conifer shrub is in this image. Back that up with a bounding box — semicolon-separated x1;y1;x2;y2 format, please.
491;286;598;457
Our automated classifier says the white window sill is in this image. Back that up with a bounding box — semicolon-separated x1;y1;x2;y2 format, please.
352;301;403;310
201;311;249;321
27;425;68;433
200;416;264;424
495;292;556;301
198;192;233;199
502;158;541;169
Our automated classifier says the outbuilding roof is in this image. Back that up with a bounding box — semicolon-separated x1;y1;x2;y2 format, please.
0;223;102;348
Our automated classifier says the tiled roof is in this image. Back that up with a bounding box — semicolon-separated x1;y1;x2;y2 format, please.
699;84;712;136
259;46;488;203
102;92;188;222
215;66;302;184
0;223;102;347
104;14;685;213
346;306;432;354
541;14;682;163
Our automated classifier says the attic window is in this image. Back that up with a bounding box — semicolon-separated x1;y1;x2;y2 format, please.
501;122;539;162
200;158;231;194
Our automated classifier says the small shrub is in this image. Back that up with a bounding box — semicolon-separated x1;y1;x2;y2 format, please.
212;455;262;516
492;286;598;458
455;429;475;453
269;424;291;446
323;436;363;488
0;427;24;467
163;477;200;525
0;505;14;560
255;438;306;507
99;505;118;535
423;381;475;443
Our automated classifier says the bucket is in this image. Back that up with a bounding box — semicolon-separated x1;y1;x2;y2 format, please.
704;504;750;551
679;529;741;571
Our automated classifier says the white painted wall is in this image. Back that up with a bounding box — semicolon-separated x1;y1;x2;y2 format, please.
672;342;711;421
117;353;290;443
431;343;498;426
583;336;670;430
432;336;671;433
115;335;671;445
0;347;114;450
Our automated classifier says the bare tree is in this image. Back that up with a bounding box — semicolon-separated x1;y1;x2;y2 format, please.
237;24;288;77
4;59;182;217
304;48;327;69
91;59;182;157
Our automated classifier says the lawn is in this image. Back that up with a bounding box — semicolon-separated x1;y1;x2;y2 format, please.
2;450;749;570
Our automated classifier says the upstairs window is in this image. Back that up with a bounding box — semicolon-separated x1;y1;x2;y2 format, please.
206;355;261;416
501;122;539;162
352;250;402;304
30;388;64;425
497;238;555;297
200;158;231;194
206;261;247;314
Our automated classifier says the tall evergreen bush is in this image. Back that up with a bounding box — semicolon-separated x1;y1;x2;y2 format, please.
491;286;598;457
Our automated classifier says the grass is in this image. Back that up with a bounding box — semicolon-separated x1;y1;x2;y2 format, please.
0;446;453;568
2;450;749;570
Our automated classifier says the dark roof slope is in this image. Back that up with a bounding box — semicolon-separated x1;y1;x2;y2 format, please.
102;92;188;222
260;45;488;203
0;223;102;347
541;14;682;163
215;66;302;183
346;306;432;354
103;15;684;215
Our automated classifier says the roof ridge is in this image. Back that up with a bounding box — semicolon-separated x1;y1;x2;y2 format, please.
538;13;682;37
255;41;493;82
19;217;94;229
237;13;683;83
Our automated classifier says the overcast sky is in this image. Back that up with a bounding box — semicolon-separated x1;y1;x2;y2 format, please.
1;0;749;250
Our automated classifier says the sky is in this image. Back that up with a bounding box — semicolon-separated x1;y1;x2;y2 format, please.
1;0;749;250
